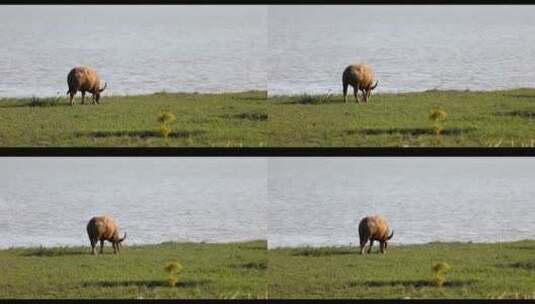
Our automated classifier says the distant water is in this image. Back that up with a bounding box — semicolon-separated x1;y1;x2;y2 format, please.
3;158;534;249
268;5;535;96
0;5;267;97
268;158;535;248
0;158;267;248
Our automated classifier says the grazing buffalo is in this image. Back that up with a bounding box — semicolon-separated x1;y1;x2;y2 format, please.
86;215;126;255
358;215;394;254
66;66;107;106
342;64;378;103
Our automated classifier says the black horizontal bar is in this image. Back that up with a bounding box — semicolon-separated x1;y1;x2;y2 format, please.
0;147;534;157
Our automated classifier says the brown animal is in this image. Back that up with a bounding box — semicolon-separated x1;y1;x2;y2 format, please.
358;215;394;254
66;66;107;106
86;215;126;255
342;64;378;103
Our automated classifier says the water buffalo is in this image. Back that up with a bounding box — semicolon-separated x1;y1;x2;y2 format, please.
358;215;394;254
86;215;126;255
342;64;378;103
66;66;107;106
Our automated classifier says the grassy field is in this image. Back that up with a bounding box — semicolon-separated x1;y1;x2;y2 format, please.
2;239;533;299
268;89;535;147
1;89;535;147
0;91;268;147
0;240;266;299
268;240;535;299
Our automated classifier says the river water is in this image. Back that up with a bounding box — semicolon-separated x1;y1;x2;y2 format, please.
2;157;533;249
269;5;535;95
3;6;533;98
0;5;267;97
268;158;535;248
0;158;267;248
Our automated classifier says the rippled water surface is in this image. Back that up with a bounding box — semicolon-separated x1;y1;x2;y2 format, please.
0;6;267;97
3;158;533;249
0;158;267;248
268;5;535;95
268;158;535;248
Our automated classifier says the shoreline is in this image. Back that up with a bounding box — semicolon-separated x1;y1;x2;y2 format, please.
0;239;267;251
268;238;535;250
267;87;535;98
0;89;267;101
1;87;533;100
3;238;532;251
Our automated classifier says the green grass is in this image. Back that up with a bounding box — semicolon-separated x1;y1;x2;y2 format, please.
2;89;535;146
0;240;266;299
268;89;535;147
0;91;268;147
2;239;534;299
268;240;535;299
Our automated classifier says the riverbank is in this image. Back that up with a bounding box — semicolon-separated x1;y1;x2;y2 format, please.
1;239;533;298
0;240;266;299
1;89;534;147
0;91;268;147
268;240;535;299
268;88;535;147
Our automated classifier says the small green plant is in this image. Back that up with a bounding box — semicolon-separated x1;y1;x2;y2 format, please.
429;107;448;136
157;110;176;138
159;125;171;138
431;261;451;287
164;260;184;287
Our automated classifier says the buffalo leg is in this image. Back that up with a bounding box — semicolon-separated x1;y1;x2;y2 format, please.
359;237;368;255
69;91;76;106
380;241;386;254
363;89;370;103
81;91;86;105
90;239;97;255
368;239;374;254
343;82;349;103
353;86;359;103
100;240;104;254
